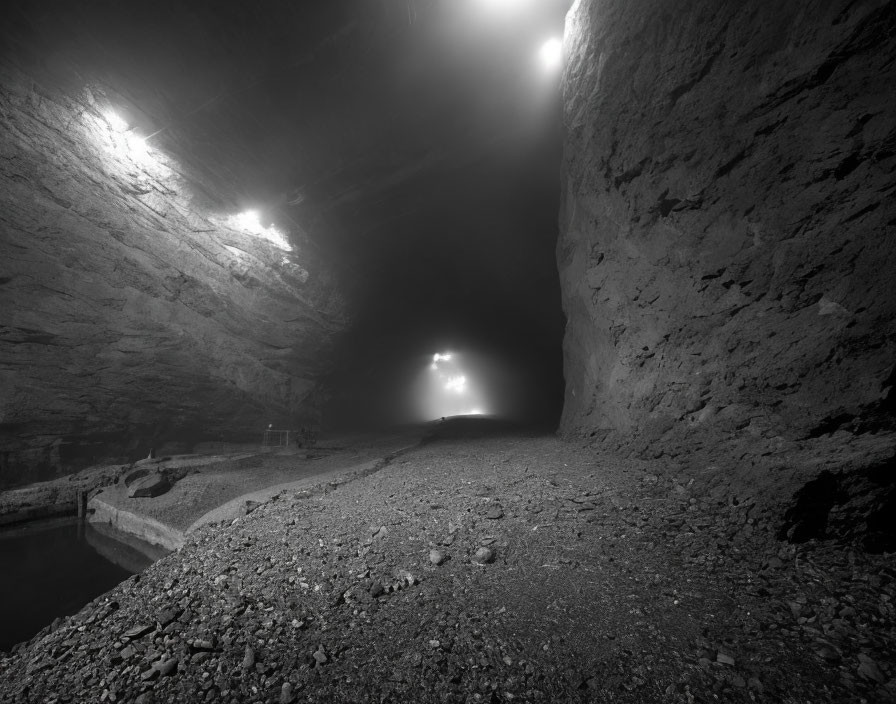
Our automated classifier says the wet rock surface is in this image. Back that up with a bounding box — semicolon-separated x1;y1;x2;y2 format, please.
558;0;896;461
2;432;893;703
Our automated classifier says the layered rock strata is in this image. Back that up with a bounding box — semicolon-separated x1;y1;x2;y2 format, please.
558;0;896;471
0;64;346;486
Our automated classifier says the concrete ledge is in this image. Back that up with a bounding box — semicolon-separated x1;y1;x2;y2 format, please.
88;497;184;551
0;501;77;527
185;459;380;533
186;443;420;534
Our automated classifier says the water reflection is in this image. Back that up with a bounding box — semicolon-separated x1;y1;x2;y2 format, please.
0;518;161;651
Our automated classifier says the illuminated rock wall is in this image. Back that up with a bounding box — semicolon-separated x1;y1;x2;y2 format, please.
558;0;896;466
0;65;346;486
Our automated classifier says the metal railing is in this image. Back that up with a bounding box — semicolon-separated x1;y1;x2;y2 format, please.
262;429;292;447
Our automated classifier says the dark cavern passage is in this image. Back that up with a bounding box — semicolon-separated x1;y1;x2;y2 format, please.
1;1;894;702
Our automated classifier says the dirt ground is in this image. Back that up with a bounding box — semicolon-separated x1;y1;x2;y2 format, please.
1;420;893;703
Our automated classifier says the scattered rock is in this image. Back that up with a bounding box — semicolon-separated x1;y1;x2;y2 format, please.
716;652;735;666
156;608;181;628
0;433;892;704
156;658;178;676
241;646;256;670
280;681;295;704
472;547;495;565
857;654;885;683
124;625;155;640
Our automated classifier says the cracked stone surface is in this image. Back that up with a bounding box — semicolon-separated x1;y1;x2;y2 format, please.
0;64;347;486
557;0;896;470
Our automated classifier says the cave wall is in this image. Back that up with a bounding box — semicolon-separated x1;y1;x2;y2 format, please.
0;64;346;486
558;0;896;462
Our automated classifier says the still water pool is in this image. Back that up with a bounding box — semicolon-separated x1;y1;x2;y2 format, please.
0;518;163;651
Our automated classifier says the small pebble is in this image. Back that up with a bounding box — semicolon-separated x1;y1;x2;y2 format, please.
473;547;495;564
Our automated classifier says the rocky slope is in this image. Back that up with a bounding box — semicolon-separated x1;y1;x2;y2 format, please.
0;63;346;486
1;428;893;703
558;0;896;473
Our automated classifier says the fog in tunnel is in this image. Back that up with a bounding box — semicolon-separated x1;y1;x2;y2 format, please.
2;0;896;699
1;0;570;441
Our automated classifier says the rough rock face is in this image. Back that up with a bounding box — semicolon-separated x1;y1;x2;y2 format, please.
0;64;346;487
558;0;896;468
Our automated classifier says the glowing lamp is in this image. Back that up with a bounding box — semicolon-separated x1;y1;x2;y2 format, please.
444;375;467;393
234;210;262;231
229;210;292;251
419;350;490;420
103;110;129;132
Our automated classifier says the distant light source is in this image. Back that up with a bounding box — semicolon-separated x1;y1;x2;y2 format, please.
444;376;467;393
539;37;562;70
419;351;489;420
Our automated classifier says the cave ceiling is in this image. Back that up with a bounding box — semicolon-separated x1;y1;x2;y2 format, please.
3;0;567;349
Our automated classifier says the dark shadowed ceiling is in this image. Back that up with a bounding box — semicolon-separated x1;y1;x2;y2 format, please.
1;0;570;427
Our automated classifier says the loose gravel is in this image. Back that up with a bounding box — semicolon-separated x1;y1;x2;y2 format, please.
1;427;893;703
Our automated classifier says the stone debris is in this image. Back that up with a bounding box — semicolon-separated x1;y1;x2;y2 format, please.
1;435;894;704
156;658;178;676
716;652;735;666
280;681;295;703
123;624;154;641
241;646;255;671
472;547;495;564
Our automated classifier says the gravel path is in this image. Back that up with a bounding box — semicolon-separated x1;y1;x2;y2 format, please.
1;424;893;703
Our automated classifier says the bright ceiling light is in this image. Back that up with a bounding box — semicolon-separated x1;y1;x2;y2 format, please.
228;210;292;251
539;38;562;70
433;352;452;363
234;209;261;231
103;110;129;132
